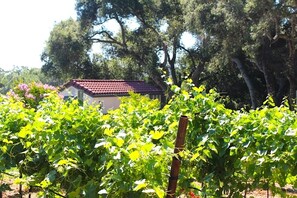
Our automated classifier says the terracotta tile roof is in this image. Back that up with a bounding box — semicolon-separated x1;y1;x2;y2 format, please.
64;79;163;96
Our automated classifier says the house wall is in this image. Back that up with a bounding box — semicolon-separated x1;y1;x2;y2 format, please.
60;86;77;97
84;94;121;113
60;86;121;113
60;86;163;113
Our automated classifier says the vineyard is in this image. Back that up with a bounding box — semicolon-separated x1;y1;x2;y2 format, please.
0;82;297;197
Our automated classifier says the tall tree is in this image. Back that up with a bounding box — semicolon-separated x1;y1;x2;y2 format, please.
76;0;202;92
41;18;94;80
182;0;297;108
244;0;297;107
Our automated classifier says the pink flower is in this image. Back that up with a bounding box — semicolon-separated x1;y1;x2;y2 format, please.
43;84;57;91
25;93;35;100
7;90;20;100
18;84;29;92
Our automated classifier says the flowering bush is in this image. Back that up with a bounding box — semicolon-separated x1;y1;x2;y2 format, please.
8;82;57;109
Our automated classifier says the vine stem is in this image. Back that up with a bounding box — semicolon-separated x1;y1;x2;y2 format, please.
0;172;16;177
29;186;32;198
19;170;22;198
29;186;66;198
244;174;248;198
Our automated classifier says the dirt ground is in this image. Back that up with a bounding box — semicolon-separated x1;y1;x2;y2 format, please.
245;188;297;198
1;177;38;198
1;178;297;198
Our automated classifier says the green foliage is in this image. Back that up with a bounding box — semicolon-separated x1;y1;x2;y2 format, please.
41;18;93;80
0;98;34;171
0;67;54;94
1;82;297;197
181;0;297;108
76;0;197;91
39;0;297;108
8;82;57;109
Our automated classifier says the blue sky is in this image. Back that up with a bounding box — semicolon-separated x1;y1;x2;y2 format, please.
0;0;77;71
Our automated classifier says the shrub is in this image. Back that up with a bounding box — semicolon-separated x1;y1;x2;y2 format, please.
7;83;57;109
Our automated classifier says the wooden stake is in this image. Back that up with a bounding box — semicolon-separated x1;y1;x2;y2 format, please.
166;116;188;198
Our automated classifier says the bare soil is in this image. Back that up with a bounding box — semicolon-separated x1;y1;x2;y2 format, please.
1;177;297;198
1;177;38;198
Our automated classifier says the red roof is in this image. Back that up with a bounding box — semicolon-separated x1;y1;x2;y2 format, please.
63;79;163;96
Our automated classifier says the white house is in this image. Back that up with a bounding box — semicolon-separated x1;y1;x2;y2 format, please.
60;79;163;113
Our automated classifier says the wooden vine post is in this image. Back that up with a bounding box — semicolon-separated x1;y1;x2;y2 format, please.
166;116;188;198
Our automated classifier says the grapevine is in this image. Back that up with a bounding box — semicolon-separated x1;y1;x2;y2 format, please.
0;82;296;197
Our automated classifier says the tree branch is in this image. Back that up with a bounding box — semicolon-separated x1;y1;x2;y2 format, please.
114;13;128;49
178;45;196;67
168;37;179;85
160;43;168;68
170;37;178;64
232;57;258;109
89;30;124;46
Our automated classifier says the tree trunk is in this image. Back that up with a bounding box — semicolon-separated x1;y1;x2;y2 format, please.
166;37;180;86
232;57;258;109
261;64;278;103
191;63;205;87
149;68;168;91
274;76;289;105
287;39;297;109
259;40;279;105
288;77;297;108
284;14;297;109
169;59;179;86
